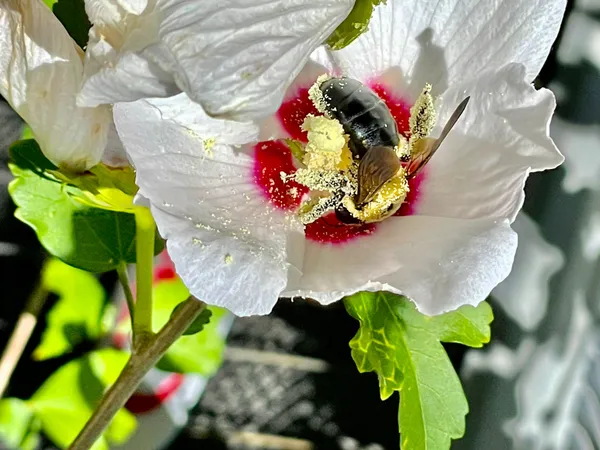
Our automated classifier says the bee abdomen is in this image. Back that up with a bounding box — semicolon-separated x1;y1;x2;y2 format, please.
320;77;399;158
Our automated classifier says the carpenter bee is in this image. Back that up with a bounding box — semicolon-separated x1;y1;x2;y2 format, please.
318;77;470;225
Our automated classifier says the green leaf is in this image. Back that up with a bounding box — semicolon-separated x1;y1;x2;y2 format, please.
171;303;213;336
52;0;91;49
152;278;226;374
30;348;135;449
0;398;40;450
34;259;105;360
21;125;34;140
8;140;163;272
343;292;493;450
326;0;384;50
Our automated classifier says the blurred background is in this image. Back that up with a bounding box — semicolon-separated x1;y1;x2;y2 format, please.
0;0;597;448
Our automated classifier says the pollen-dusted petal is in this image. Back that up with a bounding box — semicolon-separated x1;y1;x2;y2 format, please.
321;0;566;99
284;215;517;316
114;94;293;316
0;0;111;171
253;140;308;211
415;63;563;223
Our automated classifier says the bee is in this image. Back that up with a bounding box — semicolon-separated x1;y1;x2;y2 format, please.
318;77;470;225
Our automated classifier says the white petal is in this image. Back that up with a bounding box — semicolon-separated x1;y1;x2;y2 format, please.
113;94;293;315
150;0;354;120
85;0;125;25
284;215;518;316
0;0;111;170
79;46;178;106
118;0;147;15
101;119;131;167
416;64;564;223
150;207;289;316
78;6;178;107
325;0;566;98
492;213;564;331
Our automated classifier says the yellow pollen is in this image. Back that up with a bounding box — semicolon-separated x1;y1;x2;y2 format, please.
301;115;346;170
203;137;216;157
395;135;410;159
409;84;437;144
308;74;332;115
342;169;409;223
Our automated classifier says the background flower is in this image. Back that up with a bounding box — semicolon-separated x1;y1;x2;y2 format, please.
0;0;111;171
114;0;567;316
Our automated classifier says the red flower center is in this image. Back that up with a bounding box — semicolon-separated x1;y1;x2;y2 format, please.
253;78;426;245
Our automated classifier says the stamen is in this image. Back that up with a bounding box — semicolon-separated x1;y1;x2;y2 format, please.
298;195;339;224
301;115;346;170
409;84;436;144
308;74;332;115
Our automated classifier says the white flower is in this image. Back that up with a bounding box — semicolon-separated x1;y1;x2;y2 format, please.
114;0;567;316
79;0;355;120
0;0;111;171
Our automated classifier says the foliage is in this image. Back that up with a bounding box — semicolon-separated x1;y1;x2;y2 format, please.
8;140;163;272
152;278;226;374
34;259;105;360
30;348;135;449
0;350;135;450
0;399;40;450
327;0;384;50
52;0;91;49
344;292;493;450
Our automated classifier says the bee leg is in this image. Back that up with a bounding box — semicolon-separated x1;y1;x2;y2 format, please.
335;205;362;225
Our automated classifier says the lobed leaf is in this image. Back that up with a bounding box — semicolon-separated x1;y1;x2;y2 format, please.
344;292;492;450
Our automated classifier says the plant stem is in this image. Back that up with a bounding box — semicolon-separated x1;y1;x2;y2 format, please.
116;263;135;323
133;207;155;343
68;296;207;450
0;279;48;398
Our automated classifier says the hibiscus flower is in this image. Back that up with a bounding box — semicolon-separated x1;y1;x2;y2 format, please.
113;0;566;316
0;0;111;171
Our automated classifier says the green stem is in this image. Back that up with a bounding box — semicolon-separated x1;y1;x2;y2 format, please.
67;296;207;450
116;263;135;323
133;207;155;343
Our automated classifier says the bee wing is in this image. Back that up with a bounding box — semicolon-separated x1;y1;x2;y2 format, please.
357;146;401;205
406;96;470;178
